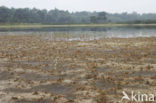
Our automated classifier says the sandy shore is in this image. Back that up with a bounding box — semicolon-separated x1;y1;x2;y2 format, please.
0;35;156;103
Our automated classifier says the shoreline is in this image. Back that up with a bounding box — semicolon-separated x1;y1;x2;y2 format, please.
0;23;156;29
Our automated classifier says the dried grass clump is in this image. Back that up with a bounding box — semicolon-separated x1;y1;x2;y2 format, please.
96;91;108;103
151;75;156;80
134;75;144;81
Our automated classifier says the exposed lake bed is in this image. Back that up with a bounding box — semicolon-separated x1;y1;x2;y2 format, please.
0;33;156;102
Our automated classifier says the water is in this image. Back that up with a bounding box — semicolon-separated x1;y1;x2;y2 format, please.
0;26;156;41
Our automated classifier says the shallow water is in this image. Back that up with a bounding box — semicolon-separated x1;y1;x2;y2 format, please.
0;26;156;40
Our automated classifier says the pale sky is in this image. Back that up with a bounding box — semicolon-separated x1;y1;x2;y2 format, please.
0;0;156;13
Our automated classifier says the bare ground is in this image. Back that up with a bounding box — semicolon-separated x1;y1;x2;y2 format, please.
0;35;156;103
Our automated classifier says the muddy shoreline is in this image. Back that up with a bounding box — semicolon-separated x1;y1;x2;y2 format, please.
0;35;156;103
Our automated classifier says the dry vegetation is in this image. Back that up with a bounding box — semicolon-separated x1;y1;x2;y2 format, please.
0;35;156;103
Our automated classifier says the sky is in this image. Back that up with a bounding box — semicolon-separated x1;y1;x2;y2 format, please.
0;0;156;13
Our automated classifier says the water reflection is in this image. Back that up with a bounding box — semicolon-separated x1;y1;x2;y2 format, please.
0;27;156;40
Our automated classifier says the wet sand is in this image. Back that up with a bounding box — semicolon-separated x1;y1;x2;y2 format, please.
0;35;156;103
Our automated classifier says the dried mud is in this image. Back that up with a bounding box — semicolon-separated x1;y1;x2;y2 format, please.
0;35;156;103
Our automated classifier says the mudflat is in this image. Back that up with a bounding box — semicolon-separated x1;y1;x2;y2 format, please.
0;35;156;103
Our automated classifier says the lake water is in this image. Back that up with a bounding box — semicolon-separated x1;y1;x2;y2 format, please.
0;26;156;41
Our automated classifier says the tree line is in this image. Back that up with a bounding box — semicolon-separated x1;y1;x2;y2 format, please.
0;6;156;24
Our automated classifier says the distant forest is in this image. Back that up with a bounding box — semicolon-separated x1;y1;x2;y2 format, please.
0;6;156;24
